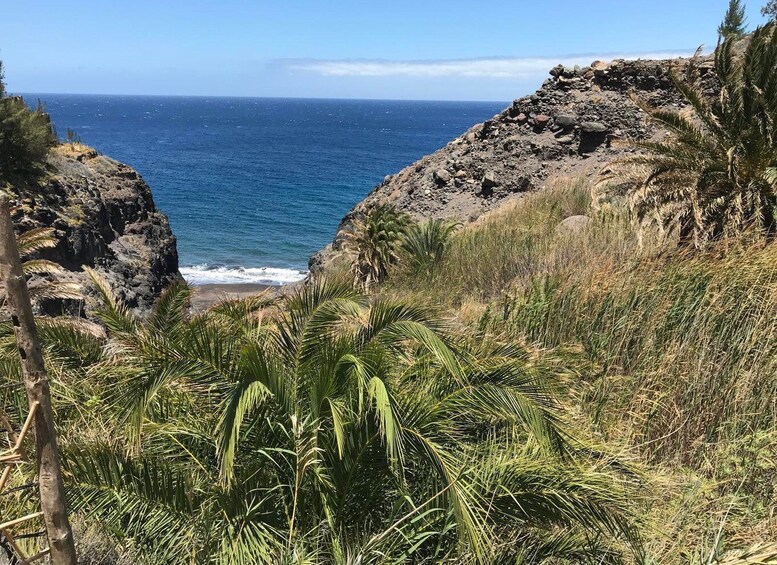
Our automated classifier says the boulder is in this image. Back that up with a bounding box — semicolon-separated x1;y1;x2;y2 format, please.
512;176;532;193
558;215;592;233
580;121;608;133
554;114;577;129
480;172;499;196
579;122;610;153
433;169;451;185
534;114;551;130
549;64;565;78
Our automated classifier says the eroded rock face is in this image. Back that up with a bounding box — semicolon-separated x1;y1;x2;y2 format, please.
10;144;181;313
315;55;717;271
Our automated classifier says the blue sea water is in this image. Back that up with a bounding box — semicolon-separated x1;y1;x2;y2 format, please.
25;95;505;284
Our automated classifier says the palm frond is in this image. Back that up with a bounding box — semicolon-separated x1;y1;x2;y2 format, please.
713;543;777;564
83;267;138;334
149;281;191;334
62;444;201;564
27;280;83;301
21;258;64;275
16;227;57;256
607;24;777;246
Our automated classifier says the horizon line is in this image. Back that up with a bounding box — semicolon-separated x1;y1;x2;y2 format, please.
14;91;513;104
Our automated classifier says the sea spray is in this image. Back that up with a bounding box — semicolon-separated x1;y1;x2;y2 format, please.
181;264;307;285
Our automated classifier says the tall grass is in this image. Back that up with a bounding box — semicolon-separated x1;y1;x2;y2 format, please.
390;176;641;305
490;243;777;466
385;172;777;552
393;175;775;472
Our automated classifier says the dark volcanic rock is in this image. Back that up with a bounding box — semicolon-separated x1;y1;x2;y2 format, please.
314;55;714;271
10;144;181;313
480;172;500;196
555;114;578;129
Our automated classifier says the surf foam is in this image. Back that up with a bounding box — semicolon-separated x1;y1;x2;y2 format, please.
181;264;308;286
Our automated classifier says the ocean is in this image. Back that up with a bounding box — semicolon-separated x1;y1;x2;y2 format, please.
25;95;505;285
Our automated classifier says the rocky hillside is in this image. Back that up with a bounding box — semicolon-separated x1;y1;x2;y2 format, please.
10;143;180;312
313;55;717;269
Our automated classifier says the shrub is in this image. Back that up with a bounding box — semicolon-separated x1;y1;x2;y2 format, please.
719;0;747;39
399;218;458;275
342;203;410;288
763;0;777;21
0;60;56;183
0;276;643;563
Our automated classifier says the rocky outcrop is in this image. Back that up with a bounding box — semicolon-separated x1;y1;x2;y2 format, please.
316;55;717;269
9;144;181;313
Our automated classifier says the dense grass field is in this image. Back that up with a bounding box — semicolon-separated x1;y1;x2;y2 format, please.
383;176;777;560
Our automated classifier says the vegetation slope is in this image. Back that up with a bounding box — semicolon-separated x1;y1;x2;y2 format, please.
1;9;777;565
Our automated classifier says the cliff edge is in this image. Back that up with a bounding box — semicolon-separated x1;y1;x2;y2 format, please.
313;55;717;269
10;143;181;312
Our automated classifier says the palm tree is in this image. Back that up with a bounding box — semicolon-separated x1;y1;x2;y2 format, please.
400;218;459;276
718;0;747;40
19;275;642;563
602;24;777;248
342;204;410;288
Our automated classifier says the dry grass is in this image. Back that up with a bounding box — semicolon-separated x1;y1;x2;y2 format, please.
380;173;777;559
52;142;97;159
388;176;644;305
492;242;777;462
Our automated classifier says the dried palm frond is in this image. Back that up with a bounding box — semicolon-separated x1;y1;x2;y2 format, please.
714;542;777;564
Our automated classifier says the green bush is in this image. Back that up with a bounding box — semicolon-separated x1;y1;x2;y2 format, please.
0;60;56;183
399;218;458;276
342;203;410;288
0;275;643;563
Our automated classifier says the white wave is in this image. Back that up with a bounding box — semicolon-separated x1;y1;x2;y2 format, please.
181;264;308;286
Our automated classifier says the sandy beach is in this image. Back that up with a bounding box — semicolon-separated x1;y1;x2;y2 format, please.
190;283;277;311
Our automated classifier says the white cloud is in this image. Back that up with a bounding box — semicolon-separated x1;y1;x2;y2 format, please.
280;51;696;79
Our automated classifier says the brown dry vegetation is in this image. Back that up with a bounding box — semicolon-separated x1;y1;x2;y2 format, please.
381;175;777;561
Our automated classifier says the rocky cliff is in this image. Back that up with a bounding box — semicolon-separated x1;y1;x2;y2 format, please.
313;55;716;269
10;143;180;312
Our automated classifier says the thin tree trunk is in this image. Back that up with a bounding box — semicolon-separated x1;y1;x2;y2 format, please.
0;533;21;565
0;197;77;565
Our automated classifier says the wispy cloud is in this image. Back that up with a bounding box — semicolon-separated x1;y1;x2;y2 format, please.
278;51;696;79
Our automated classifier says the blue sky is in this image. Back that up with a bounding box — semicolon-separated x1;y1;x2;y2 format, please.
1;0;770;101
